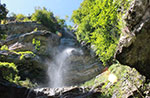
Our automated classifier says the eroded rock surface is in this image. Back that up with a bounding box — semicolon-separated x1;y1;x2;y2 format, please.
115;0;150;78
0;21;48;35
0;22;60;84
47;37;103;87
0;21;102;86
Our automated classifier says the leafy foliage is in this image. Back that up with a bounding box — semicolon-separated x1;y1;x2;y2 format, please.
11;7;66;33
0;62;18;82
0;4;8;22
32;38;41;51
15;14;31;22
0;4;8;39
31;7;58;32
0;62;35;88
0;45;9;50
72;0;131;65
82;63;145;97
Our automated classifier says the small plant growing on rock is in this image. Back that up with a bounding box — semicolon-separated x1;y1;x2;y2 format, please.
15;14;31;22
32;38;41;51
34;28;38;32
0;62;18;82
0;45;9;50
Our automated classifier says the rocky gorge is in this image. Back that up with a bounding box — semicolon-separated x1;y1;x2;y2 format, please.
0;0;150;98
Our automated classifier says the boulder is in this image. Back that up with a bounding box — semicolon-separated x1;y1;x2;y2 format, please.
115;0;150;78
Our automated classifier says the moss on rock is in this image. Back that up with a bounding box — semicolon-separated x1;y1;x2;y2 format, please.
82;63;147;97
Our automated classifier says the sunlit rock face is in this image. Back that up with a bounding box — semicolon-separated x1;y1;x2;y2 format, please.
0;22;59;56
0;22;60;84
0;21;48;36
115;0;150;78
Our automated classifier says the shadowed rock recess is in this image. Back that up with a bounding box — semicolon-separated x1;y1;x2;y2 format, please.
115;0;150;79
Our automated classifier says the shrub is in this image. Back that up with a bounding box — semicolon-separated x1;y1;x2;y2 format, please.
15;14;31;22
0;45;9;50
0;62;35;88
16;14;26;21
0;4;8;22
31;7;58;32
0;4;8;39
0;62;18;82
32;38;41;51
71;0;132;65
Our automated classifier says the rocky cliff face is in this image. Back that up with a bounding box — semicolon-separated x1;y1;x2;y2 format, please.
1;0;150;97
0;22;59;84
0;21;102;86
115;0;150;78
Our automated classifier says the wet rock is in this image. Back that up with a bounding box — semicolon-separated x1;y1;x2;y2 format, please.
115;0;150;78
34;86;102;98
47;37;103;87
0;79;37;98
0;80;102;98
64;55;103;85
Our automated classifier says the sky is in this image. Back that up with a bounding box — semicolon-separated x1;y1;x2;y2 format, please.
1;0;83;25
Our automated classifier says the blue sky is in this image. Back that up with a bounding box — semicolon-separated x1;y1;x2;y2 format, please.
1;0;83;25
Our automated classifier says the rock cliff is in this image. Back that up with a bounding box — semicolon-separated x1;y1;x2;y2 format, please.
0;21;102;86
115;0;150;79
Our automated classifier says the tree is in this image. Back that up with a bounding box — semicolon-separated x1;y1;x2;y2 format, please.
0;4;8;39
0;4;8;23
71;0;131;65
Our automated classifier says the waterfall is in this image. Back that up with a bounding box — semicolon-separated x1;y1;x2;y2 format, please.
48;47;77;88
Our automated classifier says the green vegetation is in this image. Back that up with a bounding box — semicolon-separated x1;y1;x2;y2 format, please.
72;0;131;65
11;7;66;33
0;62;18;82
0;4;8;39
0;4;8;22
0;45;9;50
31;7;58;32
15;51;35;60
0;62;35;88
32;38;41;51
82;63;145;97
0;45;35;60
15;14;31;22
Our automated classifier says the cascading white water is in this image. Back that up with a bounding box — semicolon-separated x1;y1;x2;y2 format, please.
48;48;76;88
